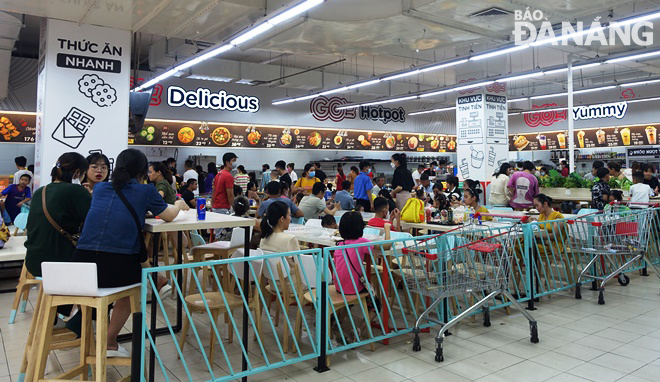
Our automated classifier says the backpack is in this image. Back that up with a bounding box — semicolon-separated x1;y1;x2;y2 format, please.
401;198;425;223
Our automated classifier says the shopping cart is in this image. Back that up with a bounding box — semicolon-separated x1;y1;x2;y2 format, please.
397;216;538;362
568;205;658;305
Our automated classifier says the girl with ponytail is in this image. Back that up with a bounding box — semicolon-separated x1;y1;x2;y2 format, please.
259;200;300;253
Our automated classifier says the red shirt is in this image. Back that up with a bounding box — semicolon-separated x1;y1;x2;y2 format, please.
367;217;397;231
336;173;346;190
212;170;234;209
561;168;569;177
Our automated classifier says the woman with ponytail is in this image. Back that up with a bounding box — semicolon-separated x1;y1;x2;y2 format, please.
259;200;300;253
148;161;176;204
25;152;91;277
73;148;189;357
390;153;414;210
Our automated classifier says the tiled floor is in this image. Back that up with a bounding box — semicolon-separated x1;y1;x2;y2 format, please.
1;269;660;382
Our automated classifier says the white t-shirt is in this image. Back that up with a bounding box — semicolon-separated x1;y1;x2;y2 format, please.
629;183;653;207
412;170;422;185
13;169;33;190
289;171;298;183
183;169;199;195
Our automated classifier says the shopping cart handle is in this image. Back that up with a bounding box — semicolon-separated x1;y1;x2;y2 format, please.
478;212;529;223
401;248;438;260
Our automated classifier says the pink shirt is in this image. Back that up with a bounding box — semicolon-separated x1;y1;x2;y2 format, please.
333;237;372;295
506;171;539;209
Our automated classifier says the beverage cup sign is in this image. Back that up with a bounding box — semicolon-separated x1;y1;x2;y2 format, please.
646;126;657;145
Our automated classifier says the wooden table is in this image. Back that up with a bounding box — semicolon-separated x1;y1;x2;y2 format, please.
0;236;27;293
141;210;255;381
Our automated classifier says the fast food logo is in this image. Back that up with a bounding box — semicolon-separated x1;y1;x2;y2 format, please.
456;78;479;94
310;96;357;122
524;103;567;127
622;88;636;99
486;82;506;93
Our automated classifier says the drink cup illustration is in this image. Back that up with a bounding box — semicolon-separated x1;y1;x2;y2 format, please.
646;126;657;145
557;132;566;149
620;127;631;145
539;134;547;150
577;130;586;148
488;146;496;167
471;147;484;169
596;129;606;145
459;158;470;179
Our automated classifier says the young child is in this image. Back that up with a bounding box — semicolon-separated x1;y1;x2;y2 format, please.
1;173;31;223
215;196;252;241
591;167;611;211
332;212;390;342
605;190;630;211
321;214;338;229
367;197;402;231
629;171;653;208
354;204;365;213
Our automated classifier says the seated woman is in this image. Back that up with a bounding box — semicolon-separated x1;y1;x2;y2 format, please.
246;181;261;206
532;194;567;283
82;152;110;193
463;188;492;221
533;194;564;233
73;149;190;357
259;200;300;253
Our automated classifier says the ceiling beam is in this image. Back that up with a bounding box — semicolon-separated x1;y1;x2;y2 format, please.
133;0;174;32
402;9;510;42
166;0;224;39
77;0;98;25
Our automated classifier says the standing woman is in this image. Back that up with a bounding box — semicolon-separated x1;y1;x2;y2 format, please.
489;163;513;207
642;164;660;195
205;162;217;194
196;165;207;194
148;162;176;204
346;166;359;191
74;148;189;356
25;152;92;277
390;153;414;210
335;164;347;191
82;152;110;193
234;165;250;193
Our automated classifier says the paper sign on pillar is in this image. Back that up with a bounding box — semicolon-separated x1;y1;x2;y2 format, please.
34;18;130;187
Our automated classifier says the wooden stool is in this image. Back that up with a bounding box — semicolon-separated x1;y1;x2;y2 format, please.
26;262;140;382
10;263;41;324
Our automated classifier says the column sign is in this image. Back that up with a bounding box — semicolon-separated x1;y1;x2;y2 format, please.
34;19;130;187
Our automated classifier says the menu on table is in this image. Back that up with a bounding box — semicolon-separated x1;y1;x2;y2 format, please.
510;124;658;151
128;120;458;153
0;113;36;143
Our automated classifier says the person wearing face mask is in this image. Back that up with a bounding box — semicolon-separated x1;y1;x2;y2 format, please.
25;152;92;278
390;153;414;210
292;163;320;195
354;160;374;212
212;153;238;214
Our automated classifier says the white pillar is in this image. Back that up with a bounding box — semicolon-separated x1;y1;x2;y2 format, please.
34;18;130;187
568;54;575;173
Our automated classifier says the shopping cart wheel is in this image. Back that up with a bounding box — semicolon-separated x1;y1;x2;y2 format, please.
598;288;605;305
412;334;421;352
617;274;630;286
482;307;491;327
575;283;582;300
530;323;539;344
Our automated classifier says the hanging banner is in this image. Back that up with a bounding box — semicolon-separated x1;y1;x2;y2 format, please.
510;124;657;151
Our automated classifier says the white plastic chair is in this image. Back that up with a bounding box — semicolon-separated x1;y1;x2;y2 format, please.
363;227;381;236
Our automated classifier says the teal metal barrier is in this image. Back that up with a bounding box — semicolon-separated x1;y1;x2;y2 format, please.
139;249;323;382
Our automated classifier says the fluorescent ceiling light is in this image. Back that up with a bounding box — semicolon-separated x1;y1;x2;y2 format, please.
573;85;616;94
319;86;348;96
573;63;603;70
420;88;454;98
508;97;528;103
508;112;520;115
531;26;606;46
346;79;381;89
454;81;494;91
471;45;529;60
409;106;455;116
187;74;233;82
382;70;420;81
611;10;660;27
230;23;274;46
628;96;660;104
418;59;468;73
268;0;323;26
337;104;360;110
606;50;660;64
529;92;568;100
134;68;179;91
497;72;544;82
619;78;660;87
544;68;568;75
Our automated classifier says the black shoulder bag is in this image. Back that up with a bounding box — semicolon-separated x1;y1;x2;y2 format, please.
114;186;148;262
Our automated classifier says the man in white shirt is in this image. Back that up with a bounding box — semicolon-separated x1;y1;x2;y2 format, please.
371;175;385;196
287;162;298;183
630;171;653;208
13;156;33;190
182;159;199;195
412;165;424;187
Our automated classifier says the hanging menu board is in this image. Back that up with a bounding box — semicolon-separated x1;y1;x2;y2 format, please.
0;113;36;143
127;120;458;153
509;125;658;151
